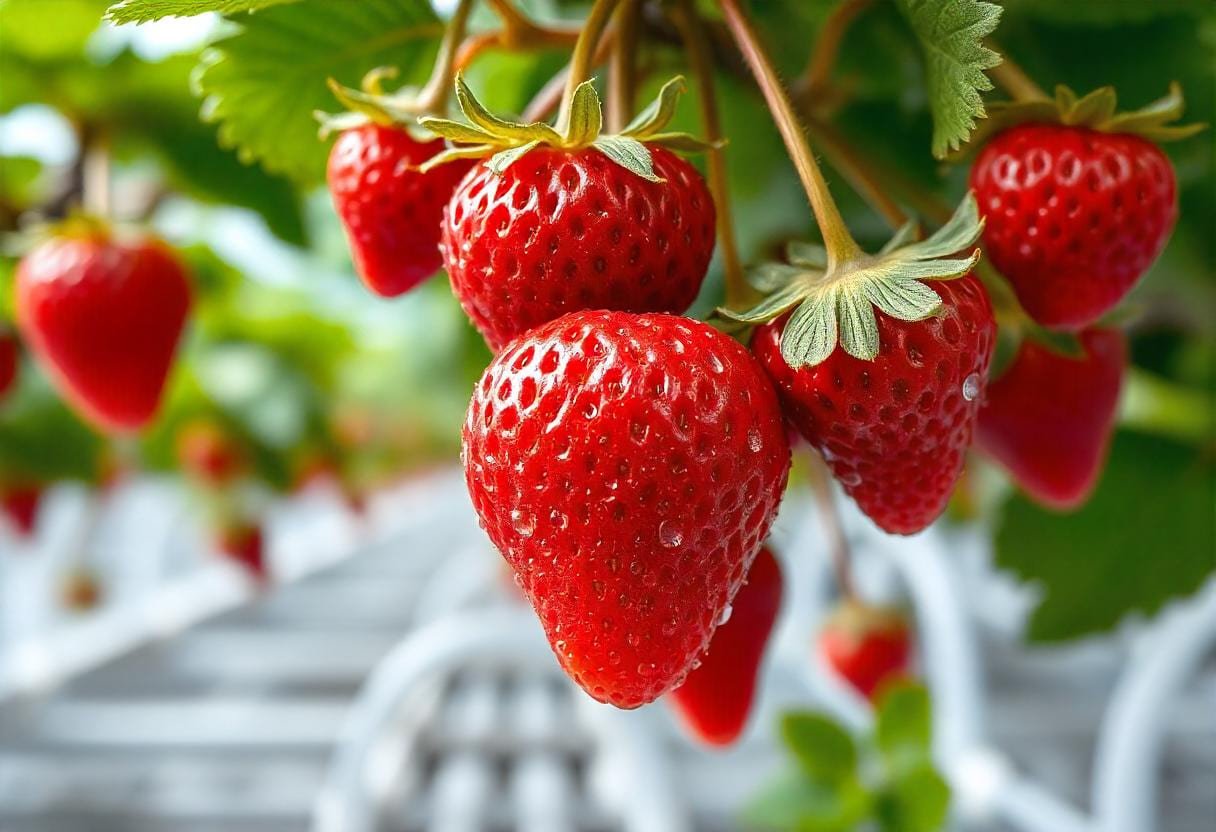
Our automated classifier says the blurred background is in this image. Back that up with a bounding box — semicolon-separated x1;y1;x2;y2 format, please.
0;1;1213;830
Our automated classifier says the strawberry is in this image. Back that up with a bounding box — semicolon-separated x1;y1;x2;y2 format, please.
421;77;716;352
1;484;42;538
967;84;1201;330
328;123;473;297
463;311;790;708
669;545;782;746
60;568;103;612
818;601;912;701
752;275;995;535
0;327;18;404
977;329;1126;510
441;145;715;351
176;419;245;486
15;228;191;433
216;522;269;583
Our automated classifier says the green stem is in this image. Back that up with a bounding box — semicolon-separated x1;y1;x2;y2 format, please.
415;0;476;115
607;0;640;133
673;0;748;307
1121;369;1214;446
799;0;871;99
988;44;1048;103
557;0;621;133
717;0;862;269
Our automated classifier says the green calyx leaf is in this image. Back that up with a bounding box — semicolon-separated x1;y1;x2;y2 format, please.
418;74;714;179
720;193;984;369
956;82;1206;157
315;66;429;140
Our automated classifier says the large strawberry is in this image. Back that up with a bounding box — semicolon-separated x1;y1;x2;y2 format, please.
969;85;1201;330
463;311;790;708
731;196;996;534
977;329;1126;510
669;545;783;746
423;77;716;352
15;226;191;433
326;122;473;297
0;327;18;404
818;601;912;701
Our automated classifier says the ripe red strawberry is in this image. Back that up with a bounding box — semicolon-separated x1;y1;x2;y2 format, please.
463;311;790;708
977;329;1126;510
176;420;245;486
971;124;1176;330
752;275;996;535
818;602;912;701
1;485;42;538
441;145;715;352
216;522;268;583
0;328;18;403
669;545;782;746
15;230;191;433
328;123;473;297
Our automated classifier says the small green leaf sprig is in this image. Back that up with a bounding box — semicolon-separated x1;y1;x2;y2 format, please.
722;194;984;369
418;75;715;182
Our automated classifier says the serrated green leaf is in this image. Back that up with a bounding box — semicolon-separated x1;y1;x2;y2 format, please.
781;288;839;368
875;682;933;767
622;75;686;139
105;0;299;23
996;431;1216;642
720;280;808;323
896;0;1002;158
780;713;859;784
486;140;541;175
787;241;828;268
194;0;442;183
564;80;603;147
590;135;660;182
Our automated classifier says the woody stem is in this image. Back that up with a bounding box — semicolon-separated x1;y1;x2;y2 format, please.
557;0;622;133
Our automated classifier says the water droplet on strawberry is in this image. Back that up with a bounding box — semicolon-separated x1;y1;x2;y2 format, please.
718;603;733;626
659;521;684;548
747;427;763;452
962;372;982;401
511;509;536;537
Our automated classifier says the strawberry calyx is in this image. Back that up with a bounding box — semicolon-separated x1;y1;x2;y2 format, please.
315;67;437;142
958;82;1205;157
721;193;983;368
418;75;715;182
824;599;909;643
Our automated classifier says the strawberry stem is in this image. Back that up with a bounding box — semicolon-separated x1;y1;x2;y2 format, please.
461;1;580;71
672;0;748;307
987;44;1048;103
558;0;621;134
521;30;615;123
81;125;111;219
717;0;863;270
607;0;640;133
804;113;909;230
414;0;476;116
807;451;857;602
797;0;872;102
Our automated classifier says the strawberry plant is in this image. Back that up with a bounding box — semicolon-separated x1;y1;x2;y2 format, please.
2;0;1214;826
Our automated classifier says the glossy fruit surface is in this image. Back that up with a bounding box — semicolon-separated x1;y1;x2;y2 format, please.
819;602;911;700
441;145;715;351
669;545;783;746
464;311;790;708
328;123;474;297
978;328;1126;509
16;231;191;432
0;329;18;403
753;275;996;534
971;123;1176;329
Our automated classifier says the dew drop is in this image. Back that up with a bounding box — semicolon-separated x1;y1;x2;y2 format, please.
747;427;763;452
718;603;733;626
962;372;982;402
659;522;684;548
839;470;862;487
511;509;536;538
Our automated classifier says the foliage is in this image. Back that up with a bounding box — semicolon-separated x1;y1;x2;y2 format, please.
746;683;950;832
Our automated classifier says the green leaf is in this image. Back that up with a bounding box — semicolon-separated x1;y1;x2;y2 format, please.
780;712;859;785
743;771;871;832
486;140;541;175
721;280;807;323
875;682;933;767
787;241;828;269
750;262;812;293
590;135;660;182
105;0;301;23
0;0;110;60
564;81;603;147
836;289;880;360
875;764;951;832
194;0;442;184
996;431;1216;642
453;74;562;145
782;288;839;368
622;75;686;139
895;0;1003;158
